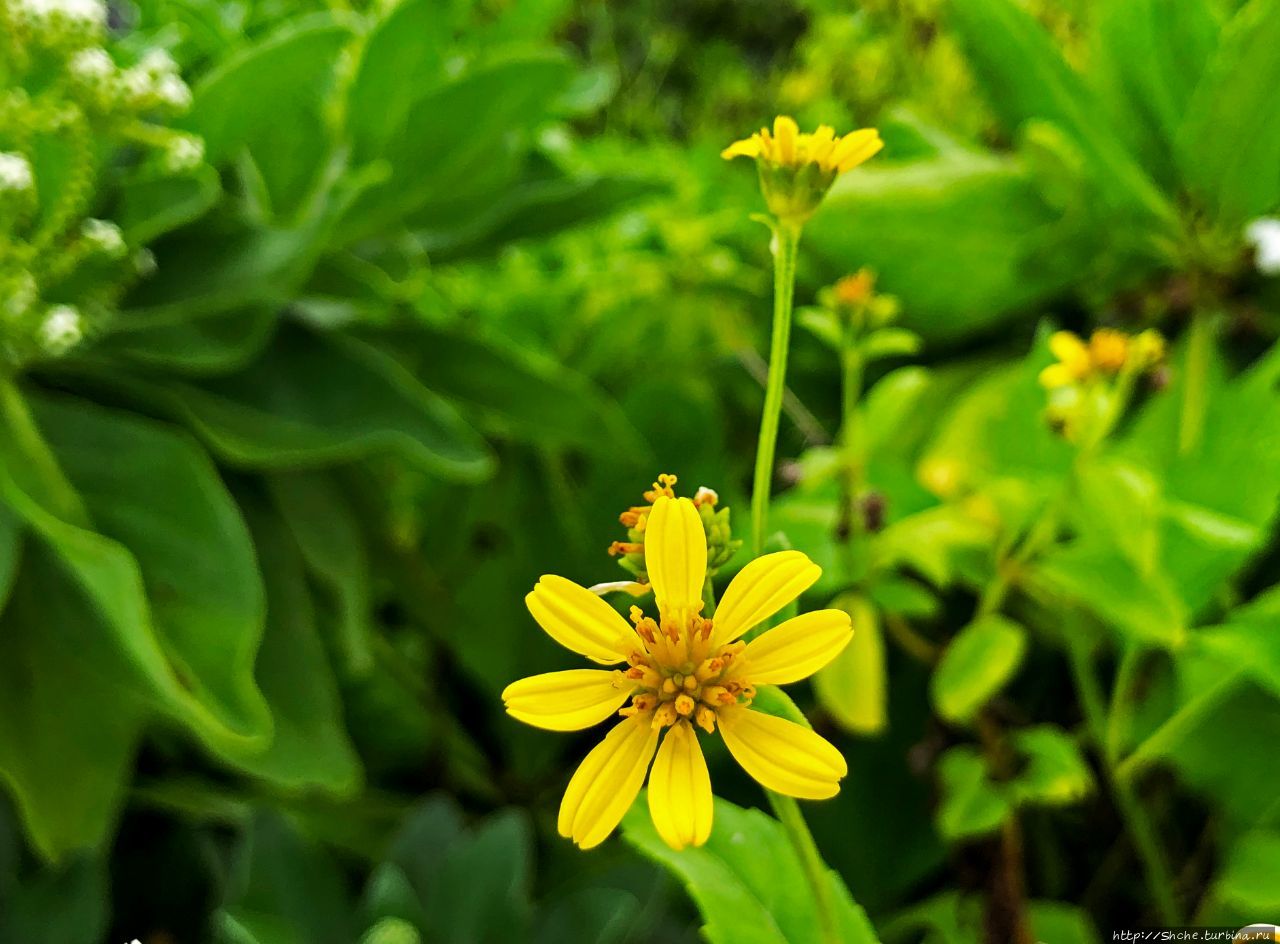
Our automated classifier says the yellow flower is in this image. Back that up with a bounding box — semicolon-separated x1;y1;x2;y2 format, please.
503;495;853;851
834;269;877;307
722;116;882;223
1088;328;1129;374
1038;331;1092;389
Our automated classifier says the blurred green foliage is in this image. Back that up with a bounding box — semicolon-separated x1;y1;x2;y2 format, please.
1;0;1280;940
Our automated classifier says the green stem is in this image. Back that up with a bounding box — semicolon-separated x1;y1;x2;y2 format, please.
838;328;866;582
750;220;802;556
768;790;839;944
1178;309;1213;455
1068;638;1181;923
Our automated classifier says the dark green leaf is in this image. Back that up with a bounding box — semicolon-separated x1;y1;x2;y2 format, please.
423;810;533;944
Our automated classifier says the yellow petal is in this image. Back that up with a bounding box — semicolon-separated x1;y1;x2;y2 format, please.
1038;363;1075;389
645;496;708;618
773;115;799;164
503;669;633;732
558;716;659;849
526;575;636;664
742;609;853;685
831;129;883;172
718;707;847;800
1048;331;1088;369
721;137;762;160
647;720;713;850
712;551;821;644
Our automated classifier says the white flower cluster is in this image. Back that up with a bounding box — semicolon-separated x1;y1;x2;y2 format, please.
163;133;204;173
39;304;83;353
11;0;106;45
120;48;193;112
0;152;34;194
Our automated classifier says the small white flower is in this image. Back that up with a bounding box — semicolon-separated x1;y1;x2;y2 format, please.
119;66;153;102
0;152;34;194
138;48;178;76
1245;218;1280;276
82;218;126;257
154;73;192;110
162;134;204;173
15;0;106;36
3;273;38;318
134;248;157;276
40;304;83;353
69;47;115;84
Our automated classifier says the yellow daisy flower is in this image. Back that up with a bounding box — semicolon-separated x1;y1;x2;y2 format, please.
503;495;853;851
722;115;883;223
1088;328;1129;374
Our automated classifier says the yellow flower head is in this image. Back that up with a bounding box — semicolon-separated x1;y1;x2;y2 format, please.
1039;327;1167;390
503;496;853;851
1039;331;1092;389
1088;328;1129;374
834;269;877;307
722;116;883;224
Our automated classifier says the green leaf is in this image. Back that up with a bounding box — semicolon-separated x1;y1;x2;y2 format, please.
98;309;276;376
223;811;356;944
946;0;1174;228
860;327;922;362
1213;829;1280;910
375;326;644;456
341;54;574;242
1177;0;1280;224
184;14;351;218
346;0;449;158
622;796;879;944
1090;0;1219;187
0;502;19;615
0;855;108;943
234;493;363;793
86;323;493;481
113;165;222;244
862;366;932;455
534;889;640;944
807;152;1077;341
935;747;1011;842
422;810;533;944
1191;589;1280;702
267;470;373;675
815;595;887;736
29;393;271;751
0;547;146;861
1009;726;1094;807
931;615;1027;724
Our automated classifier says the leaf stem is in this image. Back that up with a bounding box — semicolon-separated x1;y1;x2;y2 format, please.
750;220;802;555
767;790;840;944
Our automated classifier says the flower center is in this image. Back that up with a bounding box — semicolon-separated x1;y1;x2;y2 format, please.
617;606;755;734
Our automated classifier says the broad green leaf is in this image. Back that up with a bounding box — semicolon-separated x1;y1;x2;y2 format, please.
234;494;363;794
346;0;449;158
113;165;222;244
0;855;108;943
1010;726;1094;806
931;615;1027;724
1073;457;1161;572
534;889;640;944
341;55;573;242
873;505;994;589
1213;829;1280;910
184;14;351;218
223;812;355;944
30;393;271;752
935;747;1010;842
862;367;932;455
1091;0;1219;187
0;548;146;861
361;865;428;932
267;470;373;675
815;594;887;736
1030;544;1186;648
376;326;644;456
382;796;466;909
808;152;1078;341
622;796;879;944
1177;0;1280;224
423;810;533;944
1190;587;1280;701
85;323;493;481
98;309;276;376
946;0;1174;228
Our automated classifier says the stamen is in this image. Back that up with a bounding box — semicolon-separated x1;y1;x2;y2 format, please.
695;705;717;734
661;677;678;695
682;675;698;692
675;694;695;717
608;541;643;557
652;702;678;729
694;657;723;682
701;685;729;705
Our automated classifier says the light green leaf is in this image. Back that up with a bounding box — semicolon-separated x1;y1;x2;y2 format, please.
622;796;879;944
1213;829;1280;910
863;367;932;455
1010;726;1094;807
931;615;1027;724
815;594;887;736
860;328;922;362
1177;0;1280;224
936;747;1011;842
